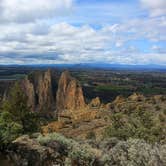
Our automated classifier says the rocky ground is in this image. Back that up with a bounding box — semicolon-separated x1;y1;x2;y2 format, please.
42;92;166;141
5;132;166;166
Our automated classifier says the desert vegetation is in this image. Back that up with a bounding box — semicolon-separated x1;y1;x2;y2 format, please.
8;132;164;166
0;68;165;166
104;106;166;143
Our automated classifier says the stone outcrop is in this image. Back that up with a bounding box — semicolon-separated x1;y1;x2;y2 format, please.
42;121;65;134
21;77;36;111
36;69;54;111
128;93;145;102
7;135;64;166
56;71;85;112
21;70;86;112
153;95;166;102
6;134;102;166
89;97;101;108
105;102;113;110
21;69;54;112
113;95;125;104
6;133;166;166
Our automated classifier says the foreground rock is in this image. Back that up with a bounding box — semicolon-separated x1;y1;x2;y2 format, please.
56;71;86;112
7;134;101;166
7;135;63;166
5;134;166;166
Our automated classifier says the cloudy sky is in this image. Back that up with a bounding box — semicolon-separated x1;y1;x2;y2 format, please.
0;0;166;65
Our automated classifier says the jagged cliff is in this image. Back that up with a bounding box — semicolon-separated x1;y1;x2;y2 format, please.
21;70;86;112
21;77;36;111
21;69;54;112
56;71;85;112
37;69;54;111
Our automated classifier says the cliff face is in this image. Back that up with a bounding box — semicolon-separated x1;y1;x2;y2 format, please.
21;77;36;111
37;70;54;111
21;70;86;112
56;71;85;111
21;69;54;112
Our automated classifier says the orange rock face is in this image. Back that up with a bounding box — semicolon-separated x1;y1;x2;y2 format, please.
37;69;54;111
89;97;101;108
21;77;36;111
56;71;85;112
21;69;54;111
128;93;145;101
113;95;125;104
42;121;64;134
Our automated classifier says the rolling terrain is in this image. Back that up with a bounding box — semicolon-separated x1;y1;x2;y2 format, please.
0;66;166;166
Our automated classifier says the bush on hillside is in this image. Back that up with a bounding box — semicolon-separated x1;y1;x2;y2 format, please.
101;139;166;166
37;132;99;165
105;107;166;143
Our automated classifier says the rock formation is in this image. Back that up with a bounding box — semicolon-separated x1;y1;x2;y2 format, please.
113;95;125;104
8;135;64;166
21;69;54;112
128;93;145;102
36;69;54;111
21;69;86;112
56;71;85;112
89;97;101;108
21;77;36;111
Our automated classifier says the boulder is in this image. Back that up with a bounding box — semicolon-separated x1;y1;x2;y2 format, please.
113;95;125;104
153;95;166;102
128;93;145;102
8;135;62;166
89;97;101;108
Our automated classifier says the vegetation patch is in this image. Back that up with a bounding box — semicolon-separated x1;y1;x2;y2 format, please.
104;106;166;144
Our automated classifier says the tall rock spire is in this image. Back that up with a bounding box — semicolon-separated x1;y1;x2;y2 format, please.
56;71;85;111
21;69;54;111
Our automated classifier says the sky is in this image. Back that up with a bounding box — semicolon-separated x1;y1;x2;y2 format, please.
0;0;166;65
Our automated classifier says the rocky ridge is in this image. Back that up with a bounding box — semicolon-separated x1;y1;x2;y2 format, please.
21;70;86;113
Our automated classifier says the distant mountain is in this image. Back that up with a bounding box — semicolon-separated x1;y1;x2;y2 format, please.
0;63;166;71
70;63;166;70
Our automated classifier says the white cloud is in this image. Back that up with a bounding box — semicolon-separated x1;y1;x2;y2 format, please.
0;22;108;64
0;0;74;22
0;19;165;65
140;0;166;17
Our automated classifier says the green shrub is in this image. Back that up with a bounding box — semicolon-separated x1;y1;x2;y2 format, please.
37;133;97;165
100;139;166;166
104;107;165;143
0;111;23;144
86;131;96;140
163;109;166;115
36;133;166;165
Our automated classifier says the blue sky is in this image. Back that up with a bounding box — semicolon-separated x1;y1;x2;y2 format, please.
0;0;165;65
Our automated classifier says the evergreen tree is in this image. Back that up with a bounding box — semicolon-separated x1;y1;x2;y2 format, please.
0;82;39;144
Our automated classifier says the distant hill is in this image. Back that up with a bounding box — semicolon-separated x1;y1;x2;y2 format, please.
1;63;166;71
